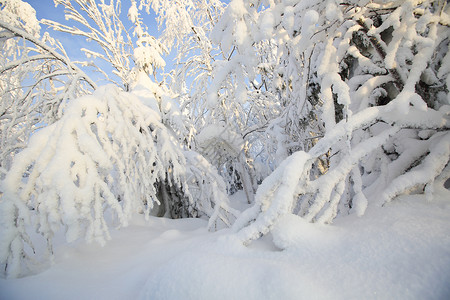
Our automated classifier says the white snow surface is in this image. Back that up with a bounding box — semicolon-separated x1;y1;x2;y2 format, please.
1;190;449;300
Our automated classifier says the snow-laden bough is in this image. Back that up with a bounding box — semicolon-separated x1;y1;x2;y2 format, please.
0;84;237;278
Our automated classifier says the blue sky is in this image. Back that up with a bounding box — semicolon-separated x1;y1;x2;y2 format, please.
22;0;173;85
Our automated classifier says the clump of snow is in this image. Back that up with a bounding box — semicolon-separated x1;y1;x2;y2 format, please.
325;1;341;22
282;6;295;36
0;0;40;37
133;36;166;75
130;72;162;114
258;10;274;40
127;0;138;23
196;123;245;157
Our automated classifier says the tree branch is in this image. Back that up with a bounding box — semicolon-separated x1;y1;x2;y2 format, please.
0;19;97;90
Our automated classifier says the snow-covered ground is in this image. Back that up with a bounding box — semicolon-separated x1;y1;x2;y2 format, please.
1;189;449;300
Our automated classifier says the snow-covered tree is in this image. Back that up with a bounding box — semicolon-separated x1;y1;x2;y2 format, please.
171;0;281;201
43;0;197;138
232;0;450;244
0;0;237;278
0;0;95;178
0;79;237;277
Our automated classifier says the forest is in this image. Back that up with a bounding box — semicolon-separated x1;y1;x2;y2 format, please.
0;0;449;298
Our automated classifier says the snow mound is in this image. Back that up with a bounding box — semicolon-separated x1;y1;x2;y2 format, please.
1;192;449;299
138;192;450;300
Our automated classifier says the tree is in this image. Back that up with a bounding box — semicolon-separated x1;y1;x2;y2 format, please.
231;0;450;245
0;78;237;277
0;0;236;278
174;0;281;202
0;0;95;179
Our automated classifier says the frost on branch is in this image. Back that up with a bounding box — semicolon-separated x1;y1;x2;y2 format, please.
44;0;134;87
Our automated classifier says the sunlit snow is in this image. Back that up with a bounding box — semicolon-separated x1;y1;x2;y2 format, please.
1;190;449;300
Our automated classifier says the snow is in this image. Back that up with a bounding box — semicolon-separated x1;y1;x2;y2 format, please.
2;0;450;298
131;72;162;115
0;0;40;37
196;123;244;157
325;1;340;22
127;0;139;23
258;10;274;40
1;190;449;300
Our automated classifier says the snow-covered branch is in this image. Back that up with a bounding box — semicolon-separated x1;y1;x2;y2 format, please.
0;19;96;89
43;0;134;86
